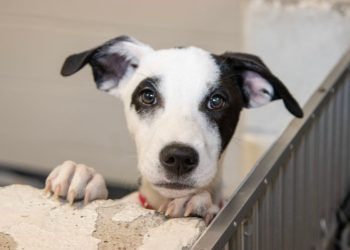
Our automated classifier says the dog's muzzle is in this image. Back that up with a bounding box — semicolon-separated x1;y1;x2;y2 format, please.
159;143;198;177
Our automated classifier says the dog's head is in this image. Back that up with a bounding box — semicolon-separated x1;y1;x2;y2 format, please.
61;36;303;198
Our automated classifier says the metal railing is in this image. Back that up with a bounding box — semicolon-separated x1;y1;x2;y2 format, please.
192;48;350;250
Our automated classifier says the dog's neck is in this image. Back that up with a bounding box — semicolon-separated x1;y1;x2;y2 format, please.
138;157;224;209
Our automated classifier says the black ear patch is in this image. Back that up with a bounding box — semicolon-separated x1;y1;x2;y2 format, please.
216;52;303;118
61;49;95;77
89;53;130;90
60;36;152;92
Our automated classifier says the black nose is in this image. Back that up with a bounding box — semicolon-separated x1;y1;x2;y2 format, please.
160;143;199;176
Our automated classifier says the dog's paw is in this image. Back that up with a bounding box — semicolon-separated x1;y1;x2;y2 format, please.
185;191;220;225
158;191;219;225
44;160;108;205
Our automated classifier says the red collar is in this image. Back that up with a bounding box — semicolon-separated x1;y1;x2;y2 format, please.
138;192;154;209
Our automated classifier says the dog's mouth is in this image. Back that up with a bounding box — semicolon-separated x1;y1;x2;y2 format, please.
154;182;194;190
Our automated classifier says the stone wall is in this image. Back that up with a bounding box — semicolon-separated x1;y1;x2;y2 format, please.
0;185;205;250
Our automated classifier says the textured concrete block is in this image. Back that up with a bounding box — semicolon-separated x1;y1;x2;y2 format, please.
0;185;205;250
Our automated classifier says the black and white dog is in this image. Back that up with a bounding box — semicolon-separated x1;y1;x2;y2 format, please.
44;36;303;224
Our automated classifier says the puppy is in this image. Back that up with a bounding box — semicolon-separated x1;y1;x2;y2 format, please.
44;36;303;224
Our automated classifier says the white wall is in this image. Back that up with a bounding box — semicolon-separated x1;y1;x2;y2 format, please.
236;0;350;187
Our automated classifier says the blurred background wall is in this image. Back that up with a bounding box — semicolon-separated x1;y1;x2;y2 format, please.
0;0;349;197
0;0;244;194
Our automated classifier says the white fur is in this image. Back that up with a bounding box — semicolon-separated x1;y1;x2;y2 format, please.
115;47;221;198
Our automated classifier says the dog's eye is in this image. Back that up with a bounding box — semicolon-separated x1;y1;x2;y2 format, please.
139;89;157;105
207;94;226;110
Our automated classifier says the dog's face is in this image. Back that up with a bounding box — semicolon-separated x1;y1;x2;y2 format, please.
61;36;303;198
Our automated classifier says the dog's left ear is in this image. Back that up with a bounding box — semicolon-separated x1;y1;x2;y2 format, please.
61;35;153;93
218;52;303;118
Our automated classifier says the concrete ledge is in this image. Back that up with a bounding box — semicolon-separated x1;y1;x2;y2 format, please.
0;185;205;250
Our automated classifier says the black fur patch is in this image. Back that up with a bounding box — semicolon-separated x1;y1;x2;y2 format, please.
200;56;245;153
131;77;163;116
90;53;130;90
207;51;303;153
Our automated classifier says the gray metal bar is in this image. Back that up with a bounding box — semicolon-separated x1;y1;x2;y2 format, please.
295;136;306;249
345;74;350;190
339;84;346;199
309;126;317;248
282;158;295;250
191;47;350;250
250;203;259;250
344;72;350;193
271;170;283;250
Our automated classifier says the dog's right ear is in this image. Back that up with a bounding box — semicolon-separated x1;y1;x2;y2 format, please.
216;52;303;118
61;35;153;93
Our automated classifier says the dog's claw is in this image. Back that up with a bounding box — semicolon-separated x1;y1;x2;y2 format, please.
54;185;61;200
165;203;174;217
184;202;193;217
84;192;90;206
44;179;52;195
158;202;168;213
67;190;76;205
204;213;213;226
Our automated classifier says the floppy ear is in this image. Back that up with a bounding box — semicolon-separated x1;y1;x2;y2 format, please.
218;52;303;118
61;35;153;93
